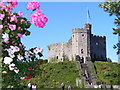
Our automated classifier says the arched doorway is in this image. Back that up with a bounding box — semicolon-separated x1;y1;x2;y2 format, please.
76;55;80;61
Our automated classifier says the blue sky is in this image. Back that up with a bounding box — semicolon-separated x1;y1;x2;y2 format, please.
13;2;118;62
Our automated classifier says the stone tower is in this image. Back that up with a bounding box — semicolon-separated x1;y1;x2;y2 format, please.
72;24;91;63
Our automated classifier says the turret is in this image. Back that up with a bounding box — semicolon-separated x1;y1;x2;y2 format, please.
84;23;92;34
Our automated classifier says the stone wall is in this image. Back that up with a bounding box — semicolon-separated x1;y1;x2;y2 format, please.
90;34;106;61
48;38;72;62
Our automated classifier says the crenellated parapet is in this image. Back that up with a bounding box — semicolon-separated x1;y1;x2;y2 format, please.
91;34;106;40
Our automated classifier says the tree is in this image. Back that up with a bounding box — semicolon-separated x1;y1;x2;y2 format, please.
99;0;120;55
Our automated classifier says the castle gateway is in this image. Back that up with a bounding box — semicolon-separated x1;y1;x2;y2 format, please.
48;23;106;63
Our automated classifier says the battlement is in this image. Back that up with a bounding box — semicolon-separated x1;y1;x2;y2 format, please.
48;42;65;47
91;34;106;39
72;23;92;34
72;28;88;33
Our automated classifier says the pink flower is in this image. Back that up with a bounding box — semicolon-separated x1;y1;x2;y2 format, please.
10;15;18;23
4;41;9;44
20;19;25;23
3;0;18;7
12;1;18;7
6;4;13;13
17;33;24;38
18;27;21;30
0;14;5;20
9;24;16;30
0;25;3;30
0;2;4;6
19;43;23;47
0;3;6;10
27;1;40;10
18;11;22;17
30;10;48;28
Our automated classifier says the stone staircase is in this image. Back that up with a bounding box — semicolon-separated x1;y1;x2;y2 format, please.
76;60;97;86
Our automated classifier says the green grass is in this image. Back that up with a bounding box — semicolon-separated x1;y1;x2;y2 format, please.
20;61;80;88
93;61;120;85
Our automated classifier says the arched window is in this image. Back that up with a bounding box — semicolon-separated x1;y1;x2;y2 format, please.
81;49;83;54
96;42;98;45
73;35;74;37
56;56;58;59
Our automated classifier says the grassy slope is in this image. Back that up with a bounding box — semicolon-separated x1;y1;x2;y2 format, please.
20;61;119;88
20;61;80;88
93;61;120;85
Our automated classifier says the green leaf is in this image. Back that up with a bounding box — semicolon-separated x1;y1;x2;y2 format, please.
38;52;43;57
25;23;31;28
24;30;31;36
5;29;10;33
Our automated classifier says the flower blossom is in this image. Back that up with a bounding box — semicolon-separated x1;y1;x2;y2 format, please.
9;46;20;53
2;0;18;7
0;14;5;20
30;10;48;28
9;63;15;71
20;19;25;23
18;11;22;17
28;67;33;70
17;33;24;38
25;75;32;79
17;54;24;60
0;25;3;30
20;77;25;80
2;33;9;42
5;46;20;58
33;47;43;54
0;3;6;10
10;15;18;23
27;1;40;10
3;57;13;64
9;24;16;31
4;41;9;44
14;69;19;73
25;51;30;57
6;4;13;13
9;53;15;58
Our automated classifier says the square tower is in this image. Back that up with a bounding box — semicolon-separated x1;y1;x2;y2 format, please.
72;23;91;63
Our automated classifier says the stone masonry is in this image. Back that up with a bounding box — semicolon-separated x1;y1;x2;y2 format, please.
48;23;106;63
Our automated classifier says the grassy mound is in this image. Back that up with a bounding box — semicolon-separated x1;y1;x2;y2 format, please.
18;61;120;88
93;61;120;85
20;61;80;88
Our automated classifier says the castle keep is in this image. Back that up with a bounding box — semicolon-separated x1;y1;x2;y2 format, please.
48;23;106;63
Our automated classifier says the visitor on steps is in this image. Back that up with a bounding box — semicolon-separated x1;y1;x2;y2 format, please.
68;85;72;90
61;82;65;90
32;83;37;90
28;82;32;90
